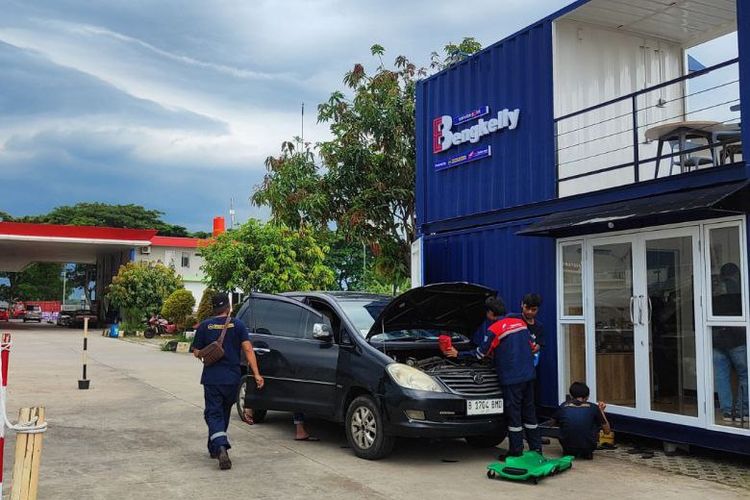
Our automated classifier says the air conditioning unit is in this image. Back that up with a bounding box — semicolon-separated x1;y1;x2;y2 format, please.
140;246;151;255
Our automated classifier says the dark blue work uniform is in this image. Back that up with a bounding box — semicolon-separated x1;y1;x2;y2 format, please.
461;316;541;454
555;400;605;456
191;315;250;455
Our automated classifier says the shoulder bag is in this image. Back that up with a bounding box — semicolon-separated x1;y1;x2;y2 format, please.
198;314;231;366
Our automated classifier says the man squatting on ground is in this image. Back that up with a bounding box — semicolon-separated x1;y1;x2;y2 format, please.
447;296;542;458
191;292;264;470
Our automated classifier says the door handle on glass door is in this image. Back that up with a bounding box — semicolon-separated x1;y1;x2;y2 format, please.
647;296;652;323
629;297;635;324
638;295;644;325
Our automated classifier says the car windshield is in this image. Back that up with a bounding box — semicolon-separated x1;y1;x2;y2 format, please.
337;299;389;334
336;299;469;343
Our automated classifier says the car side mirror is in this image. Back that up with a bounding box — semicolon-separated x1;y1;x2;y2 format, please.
312;323;333;342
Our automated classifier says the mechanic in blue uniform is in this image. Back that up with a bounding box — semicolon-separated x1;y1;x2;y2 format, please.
550;382;610;459
192;292;264;470
448;296;542;458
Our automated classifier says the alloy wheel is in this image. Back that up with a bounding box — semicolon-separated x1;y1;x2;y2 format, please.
351;406;377;449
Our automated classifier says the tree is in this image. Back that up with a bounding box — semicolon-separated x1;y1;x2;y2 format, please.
106;262;183;326
161;289;196;331
431;37;484;70
254;41;481;289
65;264;96;307
252;140;326;230
0;211;12;222
0;263;63;301
20;203;189;236
200;219;334;294
196;288;217;323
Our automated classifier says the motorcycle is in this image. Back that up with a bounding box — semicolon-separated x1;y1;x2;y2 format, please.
144;315;178;338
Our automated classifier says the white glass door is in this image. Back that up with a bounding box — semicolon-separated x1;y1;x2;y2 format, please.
587;236;638;416
636;228;704;425
585;229;703;424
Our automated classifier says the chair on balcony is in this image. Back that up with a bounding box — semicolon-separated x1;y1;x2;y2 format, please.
647;121;719;178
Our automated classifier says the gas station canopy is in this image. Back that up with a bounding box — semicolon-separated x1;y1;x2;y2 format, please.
0;222;156;272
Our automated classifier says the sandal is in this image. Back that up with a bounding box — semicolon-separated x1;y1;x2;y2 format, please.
243;409;255;425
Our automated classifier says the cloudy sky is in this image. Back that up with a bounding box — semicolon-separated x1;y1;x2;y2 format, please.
0;0;574;231
0;1;739;232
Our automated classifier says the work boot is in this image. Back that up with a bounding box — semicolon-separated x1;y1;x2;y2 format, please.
217;446;232;470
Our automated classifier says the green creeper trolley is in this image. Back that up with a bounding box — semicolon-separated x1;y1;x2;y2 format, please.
486;451;574;484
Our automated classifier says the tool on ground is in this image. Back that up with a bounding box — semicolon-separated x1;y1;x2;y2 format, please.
486;451;574;484
597;403;615;448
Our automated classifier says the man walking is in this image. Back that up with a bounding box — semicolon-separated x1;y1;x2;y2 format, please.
192;292;264;470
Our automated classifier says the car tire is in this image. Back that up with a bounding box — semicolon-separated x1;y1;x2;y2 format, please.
236;375;266;424
345;395;394;460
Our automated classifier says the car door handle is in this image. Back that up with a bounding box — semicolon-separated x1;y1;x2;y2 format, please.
253;348;271;354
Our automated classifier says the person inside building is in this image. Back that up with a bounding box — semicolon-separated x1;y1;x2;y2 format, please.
446;296;541;458
192;292;264;470
550;382;609;459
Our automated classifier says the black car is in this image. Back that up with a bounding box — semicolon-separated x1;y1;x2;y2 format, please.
237;282;507;460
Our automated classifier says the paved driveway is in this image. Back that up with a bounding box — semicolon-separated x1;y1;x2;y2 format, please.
1;324;746;499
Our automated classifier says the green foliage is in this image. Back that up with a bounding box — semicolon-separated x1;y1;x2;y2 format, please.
200;219;334;294
65;264;96;306
19;203;189;236
161;289;196;331
196;288;216;323
0;263;64;301
0;211;12;222
120;307;144;335
252;140;327;230
107;262;183;322
432;37;483;70
184;315;197;329
253;40;481;289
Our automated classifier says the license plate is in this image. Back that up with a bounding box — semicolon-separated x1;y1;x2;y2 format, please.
466;398;504;415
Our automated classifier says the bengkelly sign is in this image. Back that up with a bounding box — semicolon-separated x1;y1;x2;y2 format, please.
432;105;521;171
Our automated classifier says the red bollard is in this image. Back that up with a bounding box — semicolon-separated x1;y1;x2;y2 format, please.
0;332;11;492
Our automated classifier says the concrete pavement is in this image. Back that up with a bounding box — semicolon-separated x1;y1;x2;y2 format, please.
1;323;747;499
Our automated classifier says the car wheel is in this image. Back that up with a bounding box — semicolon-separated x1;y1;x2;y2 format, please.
345;395;394;460
236;375;266;424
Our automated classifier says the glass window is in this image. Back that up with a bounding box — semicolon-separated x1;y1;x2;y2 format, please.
561;323;586;396
562;244;583;316
253;299;305;338
181;253;190;268
710;326;748;429
709;226;743;317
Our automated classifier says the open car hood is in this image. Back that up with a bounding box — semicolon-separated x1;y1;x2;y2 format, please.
366;282;496;339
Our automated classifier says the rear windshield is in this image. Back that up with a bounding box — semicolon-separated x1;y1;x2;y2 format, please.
25;305;40;311
337;299;469;343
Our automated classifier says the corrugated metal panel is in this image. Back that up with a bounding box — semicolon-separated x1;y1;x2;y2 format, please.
739;0;750;161
423;222;558;407
417;22;557;226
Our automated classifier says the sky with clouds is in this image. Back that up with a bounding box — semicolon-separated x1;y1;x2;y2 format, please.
0;1;739;232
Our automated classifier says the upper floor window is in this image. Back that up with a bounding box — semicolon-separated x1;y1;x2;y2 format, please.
181;252;190;268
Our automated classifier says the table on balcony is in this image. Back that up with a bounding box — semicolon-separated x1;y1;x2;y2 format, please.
646;121;742;178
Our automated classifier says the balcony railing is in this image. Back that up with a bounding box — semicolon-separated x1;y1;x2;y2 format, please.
555;58;742;197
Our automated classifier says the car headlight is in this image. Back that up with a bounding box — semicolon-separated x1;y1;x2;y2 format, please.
386;363;444;393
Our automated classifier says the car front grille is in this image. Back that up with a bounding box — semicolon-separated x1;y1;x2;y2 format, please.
434;365;502;397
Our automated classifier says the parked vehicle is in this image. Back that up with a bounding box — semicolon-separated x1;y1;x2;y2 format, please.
237;283;507;460
22;304;42;323
56;312;72;327
144;315;177;338
0;307;9;322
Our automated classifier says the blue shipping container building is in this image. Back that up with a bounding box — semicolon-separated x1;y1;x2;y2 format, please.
416;0;750;454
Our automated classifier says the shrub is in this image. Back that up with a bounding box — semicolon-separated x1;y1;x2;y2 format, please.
184;315;198;330
161;289;196;331
107;262;183;324
196;288;216;323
